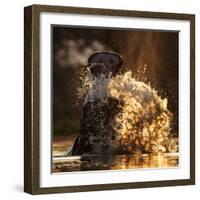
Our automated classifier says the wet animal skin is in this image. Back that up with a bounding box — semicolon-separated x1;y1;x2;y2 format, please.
70;51;123;155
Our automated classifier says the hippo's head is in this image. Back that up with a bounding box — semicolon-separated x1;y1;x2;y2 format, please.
88;51;123;77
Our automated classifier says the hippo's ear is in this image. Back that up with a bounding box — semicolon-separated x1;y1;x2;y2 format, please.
88;51;123;72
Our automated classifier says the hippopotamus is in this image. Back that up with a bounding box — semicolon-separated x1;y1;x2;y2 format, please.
68;51;123;156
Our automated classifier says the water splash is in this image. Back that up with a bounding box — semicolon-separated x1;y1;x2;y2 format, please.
77;67;178;154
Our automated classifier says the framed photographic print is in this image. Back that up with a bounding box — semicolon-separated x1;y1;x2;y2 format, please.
24;4;195;194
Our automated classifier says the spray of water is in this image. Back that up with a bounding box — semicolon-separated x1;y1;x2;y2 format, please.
77;66;178;154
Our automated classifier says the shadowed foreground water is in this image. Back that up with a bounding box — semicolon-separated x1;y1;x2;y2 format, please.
52;135;178;173
52;153;178;173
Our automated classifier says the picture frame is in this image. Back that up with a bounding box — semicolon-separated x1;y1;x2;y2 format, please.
24;4;195;194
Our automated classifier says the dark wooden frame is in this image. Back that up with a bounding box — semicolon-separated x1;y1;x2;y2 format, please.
24;4;195;195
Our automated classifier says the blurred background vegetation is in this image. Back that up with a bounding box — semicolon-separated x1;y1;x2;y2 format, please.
53;26;178;137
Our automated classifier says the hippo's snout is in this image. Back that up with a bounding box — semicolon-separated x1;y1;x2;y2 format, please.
90;63;109;77
88;51;123;77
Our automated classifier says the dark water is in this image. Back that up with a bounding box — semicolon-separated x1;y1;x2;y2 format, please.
52;153;179;173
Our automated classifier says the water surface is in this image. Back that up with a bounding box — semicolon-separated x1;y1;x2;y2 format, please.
52;135;178;173
52;153;178;173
